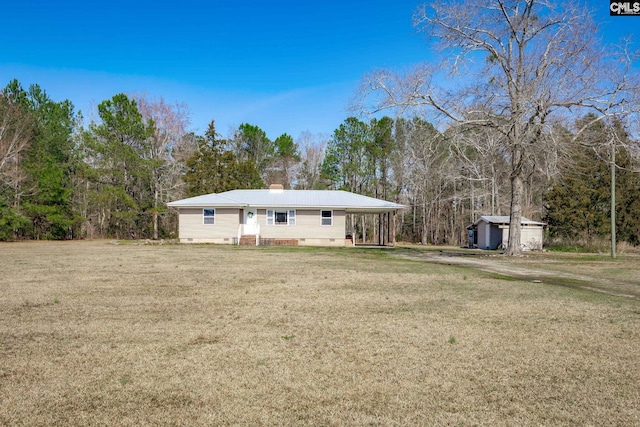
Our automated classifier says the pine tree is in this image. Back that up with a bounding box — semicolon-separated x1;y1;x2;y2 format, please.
184;121;263;196
545;116;640;247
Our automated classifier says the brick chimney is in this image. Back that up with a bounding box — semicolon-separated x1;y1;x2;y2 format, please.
269;183;284;193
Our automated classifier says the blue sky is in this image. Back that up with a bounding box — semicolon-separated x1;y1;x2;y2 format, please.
1;1;638;140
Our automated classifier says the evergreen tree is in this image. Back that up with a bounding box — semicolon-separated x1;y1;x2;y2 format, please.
545;116;640;247
370;116;395;200
321;117;374;193
544;145;610;242
1;80;79;240
272;133;300;188
83;94;153;238
233;123;274;176
184;121;263;196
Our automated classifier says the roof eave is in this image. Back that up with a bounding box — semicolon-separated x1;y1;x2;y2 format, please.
168;202;405;212
167;203;247;208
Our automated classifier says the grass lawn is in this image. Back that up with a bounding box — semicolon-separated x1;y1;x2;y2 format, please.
1;241;638;426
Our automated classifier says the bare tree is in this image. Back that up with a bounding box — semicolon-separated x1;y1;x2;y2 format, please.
401;118;450;244
446;119;513;219
295;131;327;190
0;94;33;209
357;0;639;255
133;94;191;239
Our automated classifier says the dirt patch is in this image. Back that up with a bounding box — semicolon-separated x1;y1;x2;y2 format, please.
392;247;640;300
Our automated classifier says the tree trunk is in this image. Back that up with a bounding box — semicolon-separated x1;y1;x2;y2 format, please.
153;185;159;240
491;165;496;216
507;172;524;256
421;200;428;245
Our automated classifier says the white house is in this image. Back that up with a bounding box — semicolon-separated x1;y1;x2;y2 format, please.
167;186;405;247
467;215;545;251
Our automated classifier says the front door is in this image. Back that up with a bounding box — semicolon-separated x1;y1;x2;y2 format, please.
244;209;258;235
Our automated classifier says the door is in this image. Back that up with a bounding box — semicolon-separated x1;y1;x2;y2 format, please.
244;209;258;235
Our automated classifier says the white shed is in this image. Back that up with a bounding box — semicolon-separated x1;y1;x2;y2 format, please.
468;216;545;251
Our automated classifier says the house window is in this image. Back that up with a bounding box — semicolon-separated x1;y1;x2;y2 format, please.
276;211;287;224
321;210;333;226
203;209;215;225
267;209;295;226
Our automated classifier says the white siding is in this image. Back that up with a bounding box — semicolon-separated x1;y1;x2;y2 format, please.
521;226;543;251
500;225;543;251
177;208;348;246
178;208;240;243
501;227;509;250
257;209;345;240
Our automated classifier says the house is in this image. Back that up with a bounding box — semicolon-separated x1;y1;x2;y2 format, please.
467;215;545;251
167;186;405;246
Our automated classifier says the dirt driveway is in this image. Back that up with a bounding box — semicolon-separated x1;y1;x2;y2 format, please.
392;247;640;300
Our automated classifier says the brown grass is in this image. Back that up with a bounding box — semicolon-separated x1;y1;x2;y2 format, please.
1;241;639;426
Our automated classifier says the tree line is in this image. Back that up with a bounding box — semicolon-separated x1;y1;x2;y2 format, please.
1;78;638;249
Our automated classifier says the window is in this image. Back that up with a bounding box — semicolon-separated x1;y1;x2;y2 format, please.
203;209;215;225
267;209;295;226
321;210;333;226
275;211;287;224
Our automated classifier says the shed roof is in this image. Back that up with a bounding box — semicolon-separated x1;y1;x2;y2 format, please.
468;215;545;229
168;189;405;213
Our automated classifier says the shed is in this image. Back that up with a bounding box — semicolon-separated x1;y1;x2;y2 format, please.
467;216;545;251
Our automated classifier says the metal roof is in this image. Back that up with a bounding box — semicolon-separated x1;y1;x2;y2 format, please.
469;215;545;227
168;189;405;213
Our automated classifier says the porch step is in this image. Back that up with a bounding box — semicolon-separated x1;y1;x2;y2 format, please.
239;235;258;246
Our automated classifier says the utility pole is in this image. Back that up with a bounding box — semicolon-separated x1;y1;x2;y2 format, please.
611;141;616;259
469;168;474;225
